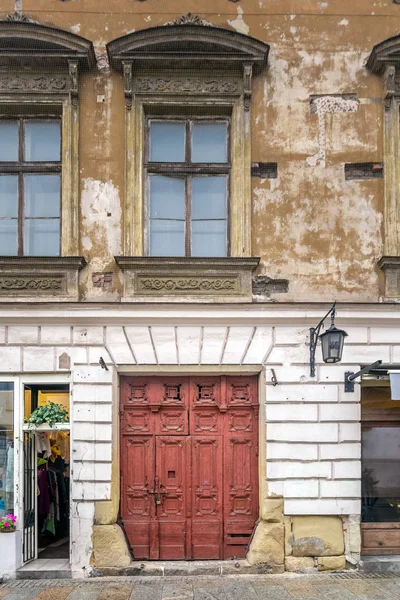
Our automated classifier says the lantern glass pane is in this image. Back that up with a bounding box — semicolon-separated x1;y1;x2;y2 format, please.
321;328;346;364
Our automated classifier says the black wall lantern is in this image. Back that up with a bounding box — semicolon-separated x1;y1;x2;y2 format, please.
309;303;348;377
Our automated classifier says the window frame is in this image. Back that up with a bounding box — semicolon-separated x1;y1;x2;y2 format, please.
144;116;231;257
0;117;62;257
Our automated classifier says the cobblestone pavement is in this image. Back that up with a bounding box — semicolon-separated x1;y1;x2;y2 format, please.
2;573;400;600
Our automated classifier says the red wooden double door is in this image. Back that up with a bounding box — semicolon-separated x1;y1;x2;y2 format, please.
120;375;259;560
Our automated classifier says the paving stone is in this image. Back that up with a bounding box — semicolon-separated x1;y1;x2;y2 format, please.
341;580;382;596
193;589;228;600
251;584;292;599
221;581;258;600
162;581;194;600
97;585;133;600
312;584;358;599
65;586;103;600
0;590;10;599
0;590;41;600
33;588;74;600
362;581;400;599
281;582;320;599
129;583;164;600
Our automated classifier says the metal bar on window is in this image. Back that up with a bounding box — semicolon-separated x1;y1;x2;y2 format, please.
0;164;61;174
186;176;191;257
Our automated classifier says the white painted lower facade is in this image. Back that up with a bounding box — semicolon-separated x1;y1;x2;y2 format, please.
0;302;398;576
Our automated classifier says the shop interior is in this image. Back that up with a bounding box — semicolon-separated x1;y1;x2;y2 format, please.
24;385;70;561
361;371;400;554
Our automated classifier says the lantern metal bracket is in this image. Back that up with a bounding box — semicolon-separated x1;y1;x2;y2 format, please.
344;360;383;393
309;302;337;377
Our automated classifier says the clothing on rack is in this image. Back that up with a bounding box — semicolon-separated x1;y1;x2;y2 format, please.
37;434;70;542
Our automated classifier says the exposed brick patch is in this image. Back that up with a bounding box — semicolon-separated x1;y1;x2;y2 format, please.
345;162;384;180
251;162;278;178
92;272;113;288
252;276;288;298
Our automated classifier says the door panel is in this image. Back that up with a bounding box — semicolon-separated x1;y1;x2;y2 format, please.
224;377;259;558
191;436;223;559
156;436;188;559
120;375;258;560
120;435;155;559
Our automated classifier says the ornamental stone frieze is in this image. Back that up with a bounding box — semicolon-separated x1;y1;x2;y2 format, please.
0;74;69;93
0;257;86;302
134;77;240;94
114;257;259;303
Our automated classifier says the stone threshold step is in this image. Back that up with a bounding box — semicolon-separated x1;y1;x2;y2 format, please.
360;556;400;574
91;560;283;577
16;570;72;580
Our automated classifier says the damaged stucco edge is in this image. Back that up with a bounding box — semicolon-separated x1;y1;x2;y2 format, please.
246;367;285;571
91;367;131;570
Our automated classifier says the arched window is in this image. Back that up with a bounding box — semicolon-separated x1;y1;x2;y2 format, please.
0;16;95;299
108;15;269;301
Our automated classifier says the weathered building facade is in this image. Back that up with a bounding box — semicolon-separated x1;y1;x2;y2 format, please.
1;0;400;578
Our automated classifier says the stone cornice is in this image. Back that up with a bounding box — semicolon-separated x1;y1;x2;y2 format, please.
0;21;96;70
0;256;87;270
115;257;260;271
377;255;400;270
107;24;269;73
0;303;399;326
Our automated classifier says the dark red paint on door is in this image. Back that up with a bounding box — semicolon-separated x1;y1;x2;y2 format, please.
120;376;259;560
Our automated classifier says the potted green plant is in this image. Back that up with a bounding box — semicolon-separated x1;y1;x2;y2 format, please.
28;401;69;428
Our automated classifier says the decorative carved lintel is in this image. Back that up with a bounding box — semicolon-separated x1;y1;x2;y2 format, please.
0;73;69;93
243;62;253;112
164;13;214;27
123;61;133;110
2;11;38;24
0;275;64;293
138;276;238;293
134;76;240;94
68;59;79;107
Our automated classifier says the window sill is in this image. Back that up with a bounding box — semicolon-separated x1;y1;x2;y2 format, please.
114;256;260;302
22;423;70;432
0;256;86;302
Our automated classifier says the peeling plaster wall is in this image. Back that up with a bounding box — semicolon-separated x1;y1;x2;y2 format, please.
17;0;399;302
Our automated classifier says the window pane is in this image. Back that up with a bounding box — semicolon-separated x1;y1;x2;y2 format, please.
0;176;18;218
25;121;61;162
192;122;227;163
362;426;400;523
24;175;60;218
150;219;185;256
0;122;18;161
150;122;185;162
192;177;227;220
0;382;15;517
192;220;227;257
24;219;60;256
150;176;185;219
0;220;17;255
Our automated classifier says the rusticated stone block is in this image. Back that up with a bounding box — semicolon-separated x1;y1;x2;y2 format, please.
317;555;346;571
260;497;284;523
285;556;315;573
246;521;284;567
92;524;131;568
291;516;344;557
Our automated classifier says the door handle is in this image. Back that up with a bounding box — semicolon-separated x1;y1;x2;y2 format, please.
147;478;167;505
